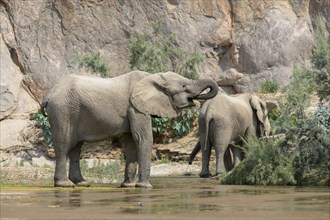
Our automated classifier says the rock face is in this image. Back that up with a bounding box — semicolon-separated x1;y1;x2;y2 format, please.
0;0;328;160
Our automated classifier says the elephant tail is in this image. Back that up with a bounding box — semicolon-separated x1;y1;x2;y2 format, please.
40;98;49;117
201;115;211;152
188;141;201;164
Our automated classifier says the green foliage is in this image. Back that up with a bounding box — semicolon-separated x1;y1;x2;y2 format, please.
220;137;296;186
152;117;171;134
33;111;52;147
159;155;171;164
152;107;198;140
260;78;279;94
171;108;198;136
314;69;330;103
312;16;330;103
289;106;330;186
72;52;111;78
312;16;330;71
129;20;203;80
272;68;315;133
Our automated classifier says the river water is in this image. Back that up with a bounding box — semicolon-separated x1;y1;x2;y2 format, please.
1;177;329;219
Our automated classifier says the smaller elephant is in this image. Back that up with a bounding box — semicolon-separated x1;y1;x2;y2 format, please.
189;93;271;177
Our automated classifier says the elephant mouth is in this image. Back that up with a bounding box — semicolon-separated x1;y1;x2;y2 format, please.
176;98;196;109
187;98;196;107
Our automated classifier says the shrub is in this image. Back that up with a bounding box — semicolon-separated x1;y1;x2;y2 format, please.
129;20;203;80
312;16;330;71
260;78;279;94
152;107;198;141
312;16;330;103
72;52;111;78
171;108;198;136
271;68;315;133
291;106;330;186
220;136;296;186
33;111;52;147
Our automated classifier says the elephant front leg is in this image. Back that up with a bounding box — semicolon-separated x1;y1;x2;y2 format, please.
136;141;153;188
121;134;138;188
128;107;153;188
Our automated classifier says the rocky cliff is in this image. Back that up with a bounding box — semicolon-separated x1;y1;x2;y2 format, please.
0;0;328;162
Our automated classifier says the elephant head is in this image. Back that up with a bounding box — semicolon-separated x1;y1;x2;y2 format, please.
130;71;218;118
250;95;271;137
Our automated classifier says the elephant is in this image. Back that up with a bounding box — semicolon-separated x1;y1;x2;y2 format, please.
41;70;218;188
188;93;271;177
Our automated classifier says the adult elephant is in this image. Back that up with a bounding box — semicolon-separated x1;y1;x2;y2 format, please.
188;93;271;177
42;70;218;188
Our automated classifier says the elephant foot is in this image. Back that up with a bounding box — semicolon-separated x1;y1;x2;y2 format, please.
75;180;91;187
54;179;75;187
135;181;153;188
199;173;211;178
121;181;136;188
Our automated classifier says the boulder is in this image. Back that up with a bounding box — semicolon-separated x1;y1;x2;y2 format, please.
0;119;28;149
0;38;23;120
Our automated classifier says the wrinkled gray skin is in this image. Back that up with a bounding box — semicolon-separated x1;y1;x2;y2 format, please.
42;71;218;188
188;93;271;177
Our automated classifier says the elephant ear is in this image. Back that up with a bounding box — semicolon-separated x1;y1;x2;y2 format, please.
250;95;268;124
130;73;178;118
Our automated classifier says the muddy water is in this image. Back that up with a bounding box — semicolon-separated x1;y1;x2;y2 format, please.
1;177;329;219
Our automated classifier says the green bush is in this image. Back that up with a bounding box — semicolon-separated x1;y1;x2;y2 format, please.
312;16;330;72
129;20;203;80
33;111;52;147
260;78;279;94
271;68;315;133
72;52;111;78
290;107;330;186
152;107;198;140
312;16;330;103
220;137;296;186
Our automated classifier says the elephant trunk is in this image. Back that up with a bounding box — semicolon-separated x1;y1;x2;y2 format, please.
193;79;218;100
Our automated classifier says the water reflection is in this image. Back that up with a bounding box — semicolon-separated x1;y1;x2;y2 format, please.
52;190;82;209
1;178;329;219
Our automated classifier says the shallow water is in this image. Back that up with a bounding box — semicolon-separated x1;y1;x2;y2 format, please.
1;177;329;219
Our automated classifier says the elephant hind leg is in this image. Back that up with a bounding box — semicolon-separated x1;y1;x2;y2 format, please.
199;138;212;178
121;134;138;188
54;141;75;187
213;137;231;176
69;142;90;187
